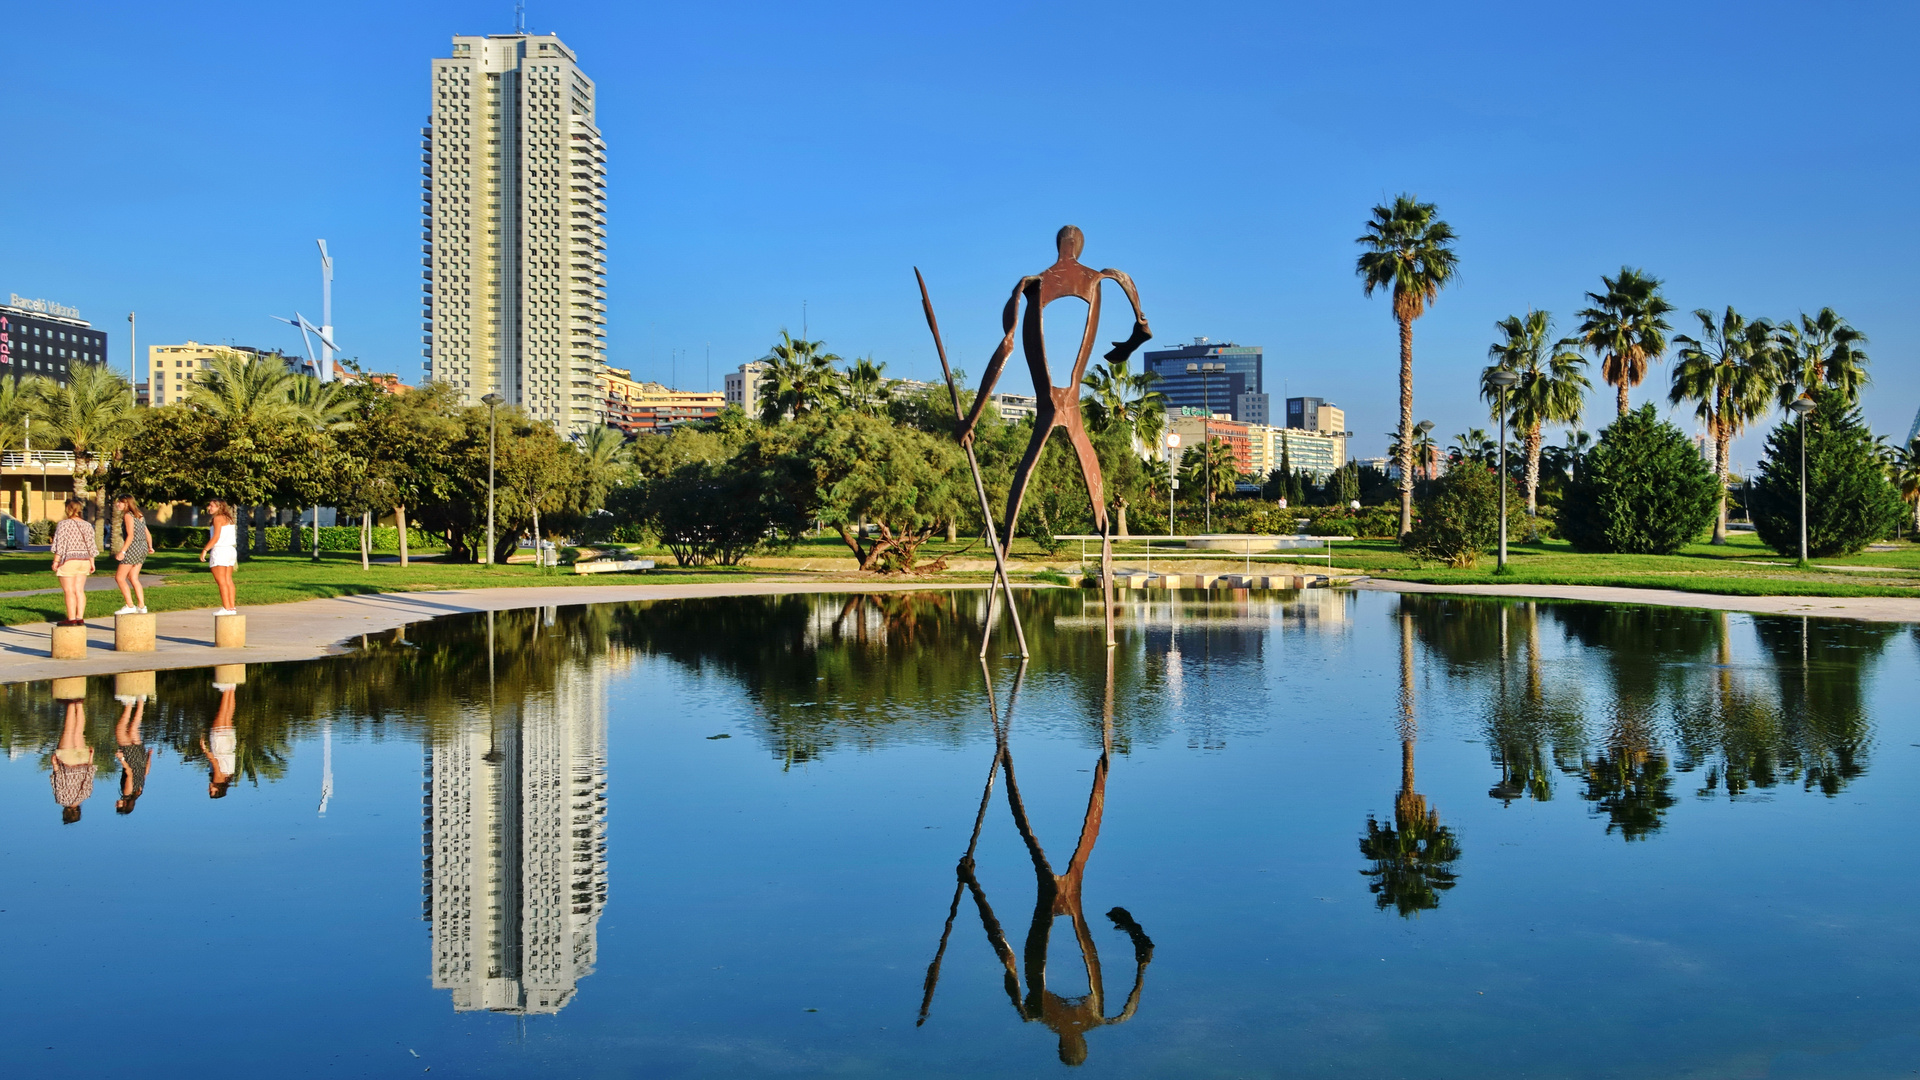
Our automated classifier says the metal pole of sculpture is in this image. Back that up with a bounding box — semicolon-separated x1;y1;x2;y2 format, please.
917;270;1030;660
953;226;1153;649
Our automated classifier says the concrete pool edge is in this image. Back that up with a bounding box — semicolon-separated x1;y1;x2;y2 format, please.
0;581;1013;684
1352;578;1920;622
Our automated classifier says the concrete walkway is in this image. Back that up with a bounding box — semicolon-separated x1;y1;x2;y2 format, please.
0;574;166;600
0;581;998;684
1355;578;1920;622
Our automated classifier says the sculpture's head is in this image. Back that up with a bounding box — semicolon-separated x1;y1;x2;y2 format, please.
1056;225;1084;261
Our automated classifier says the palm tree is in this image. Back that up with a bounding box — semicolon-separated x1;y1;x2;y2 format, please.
286;374;356;429
844;355;891;416
1448;428;1496;467
1482;311;1589;523
188;349;303;426
1179;437;1238;505
1670;307;1779;544
1575;267;1674;417
1385;426;1439;481
1889;437;1920;538
1773;307;1869;408
0;374;33;451
575;425;632;510
1082;359;1166;450
29;363;137;545
755;331;843;423
1357;195;1459;536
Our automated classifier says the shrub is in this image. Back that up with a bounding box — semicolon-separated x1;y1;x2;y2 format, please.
27;520;52;545
1401;464;1523;568
1750;391;1905;557
1559;406;1719;555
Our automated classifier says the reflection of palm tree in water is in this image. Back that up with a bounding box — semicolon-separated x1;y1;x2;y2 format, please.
1359;610;1460;916
919;652;1154;1066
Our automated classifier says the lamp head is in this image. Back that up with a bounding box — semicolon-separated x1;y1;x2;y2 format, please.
1487;369;1520;389
1185;363;1198;373
1415;420;1435;435
482;392;505;408
1789;395;1816;417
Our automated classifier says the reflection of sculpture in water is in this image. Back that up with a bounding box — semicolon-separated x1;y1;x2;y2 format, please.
1359;610;1460;916
920;653;1154;1066
958;226;1153;646
50;687;93;824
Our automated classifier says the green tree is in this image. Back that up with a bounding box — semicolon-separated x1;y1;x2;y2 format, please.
1888;437;1920;537
756;331;843;422
1670;307;1778;544
0;375;34;451
1482;311;1589;524
1559;405;1719;554
1179;437;1238;505
844;355;891;416
1772;307;1869;408
1081;358;1166;452
1749;390;1904;557
29;363;137;545
1575;267;1675;417
1357;194;1459;536
801;412;965;572
1401;462;1520;568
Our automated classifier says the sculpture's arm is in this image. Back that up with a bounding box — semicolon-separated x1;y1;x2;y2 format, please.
961;280;1032;445
1099;269;1153;363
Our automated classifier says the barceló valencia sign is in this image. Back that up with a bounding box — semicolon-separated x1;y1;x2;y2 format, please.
8;295;79;319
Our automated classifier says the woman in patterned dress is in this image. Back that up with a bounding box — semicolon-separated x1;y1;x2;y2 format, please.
51;691;93;824
111;495;151;615
50;499;96;626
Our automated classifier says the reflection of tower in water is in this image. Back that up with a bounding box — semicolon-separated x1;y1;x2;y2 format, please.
424;661;609;1014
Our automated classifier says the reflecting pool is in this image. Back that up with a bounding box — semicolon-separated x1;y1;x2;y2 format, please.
2;590;1916;1077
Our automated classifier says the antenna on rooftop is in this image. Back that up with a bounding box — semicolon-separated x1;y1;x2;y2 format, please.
515;0;526;33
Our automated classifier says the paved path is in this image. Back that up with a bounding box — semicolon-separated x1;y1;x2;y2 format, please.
1355;578;1920;622
0;581;997;684
0;574;166;600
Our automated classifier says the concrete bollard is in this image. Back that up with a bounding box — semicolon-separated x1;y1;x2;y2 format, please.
114;670;157;699
214;613;246;649
50;623;87;660
115;612;157;652
212;663;247;686
51;676;87;700
1155;574;1182;590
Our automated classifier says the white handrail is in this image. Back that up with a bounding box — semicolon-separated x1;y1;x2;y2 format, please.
0;450;77;467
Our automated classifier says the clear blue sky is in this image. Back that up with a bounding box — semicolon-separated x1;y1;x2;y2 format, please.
3;0;1915;467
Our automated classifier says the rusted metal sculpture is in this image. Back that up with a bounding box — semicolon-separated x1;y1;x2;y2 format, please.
924;226;1151;649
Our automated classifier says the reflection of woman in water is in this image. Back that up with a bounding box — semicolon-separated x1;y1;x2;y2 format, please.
51;693;94;824
114;688;151;815
201;679;238;799
921;653;1154;1066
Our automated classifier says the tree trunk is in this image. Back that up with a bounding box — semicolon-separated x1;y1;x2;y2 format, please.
237;505;252;561
255;506;269;554
360;513;370;571
1397;314;1416;537
1116;499;1129;538
532;504;541;567
945;518;957;544
1616;378;1631;418
1711;417;1731;545
1524;422;1542;518
396;505;409;568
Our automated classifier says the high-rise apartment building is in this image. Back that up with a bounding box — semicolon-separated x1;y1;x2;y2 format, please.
425;660;610;1014
422;33;608;435
1;296;107;386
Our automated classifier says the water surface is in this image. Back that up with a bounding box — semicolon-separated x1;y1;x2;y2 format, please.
2;590;1915;1077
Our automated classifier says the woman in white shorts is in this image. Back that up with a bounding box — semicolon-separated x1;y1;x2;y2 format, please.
198;499;239;615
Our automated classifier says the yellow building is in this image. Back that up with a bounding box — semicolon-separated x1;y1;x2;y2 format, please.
594;365;723;434
147;342;287;406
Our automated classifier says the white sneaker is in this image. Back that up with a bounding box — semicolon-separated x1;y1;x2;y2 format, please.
136;606;148;614
114;605;139;616
214;607;237;617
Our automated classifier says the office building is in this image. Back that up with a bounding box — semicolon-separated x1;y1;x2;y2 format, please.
1257;424;1346;480
1143;338;1265;423
1170;414;1253;476
1;296;108;386
425;660;610;1014
422;32;608;435
1284;397;1346;436
724;361;768;417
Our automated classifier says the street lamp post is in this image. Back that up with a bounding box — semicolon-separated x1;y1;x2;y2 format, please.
1789;394;1816;565
1487;370;1520;572
1165;432;1181;536
482;393;505;564
1186;361;1225;533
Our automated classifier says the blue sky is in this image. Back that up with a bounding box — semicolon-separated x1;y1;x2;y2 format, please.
3;0;1914;466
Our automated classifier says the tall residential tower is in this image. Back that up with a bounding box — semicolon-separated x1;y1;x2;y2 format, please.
422;33;607;434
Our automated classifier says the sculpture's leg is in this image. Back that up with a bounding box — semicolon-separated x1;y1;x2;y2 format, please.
1001;406;1056;560
1063;415;1117;647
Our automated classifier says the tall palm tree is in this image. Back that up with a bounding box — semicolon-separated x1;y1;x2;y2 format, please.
1357;195;1459;536
1889;437;1920;538
29;363;137;545
286;374;356;429
1448;428;1496;467
1773;307;1869;408
0;374;33;451
1575;267;1674;417
755;331;843;423
1385;426;1439;480
1670;307;1779;544
1082;359;1166;451
1482;311;1590;522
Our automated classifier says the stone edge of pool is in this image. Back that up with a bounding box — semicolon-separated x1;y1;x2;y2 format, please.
1352;577;1920;623
0;582;1007;685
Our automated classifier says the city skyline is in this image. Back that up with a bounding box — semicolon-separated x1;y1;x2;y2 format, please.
1;2;1914;466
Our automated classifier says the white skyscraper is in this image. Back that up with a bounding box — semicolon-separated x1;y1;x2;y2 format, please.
422;32;608;434
425;661;610;1014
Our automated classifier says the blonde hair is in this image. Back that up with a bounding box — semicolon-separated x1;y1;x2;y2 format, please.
206;499;231;518
116;496;145;519
63;499;85;520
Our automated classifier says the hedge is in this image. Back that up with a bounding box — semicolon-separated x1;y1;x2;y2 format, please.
145;524;443;553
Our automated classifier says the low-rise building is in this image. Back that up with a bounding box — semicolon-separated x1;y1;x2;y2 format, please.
724;361;768;418
1;297;108;385
1246;424;1348;481
989;393;1037;422
1170;414;1252;476
597;365;722;434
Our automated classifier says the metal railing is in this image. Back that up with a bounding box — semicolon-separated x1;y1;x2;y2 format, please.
1054;533;1354;574
0;450;77;468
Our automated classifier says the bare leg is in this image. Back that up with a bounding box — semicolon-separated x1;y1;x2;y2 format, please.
115;562;136;607
212;565;236;610
60;575;87;621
